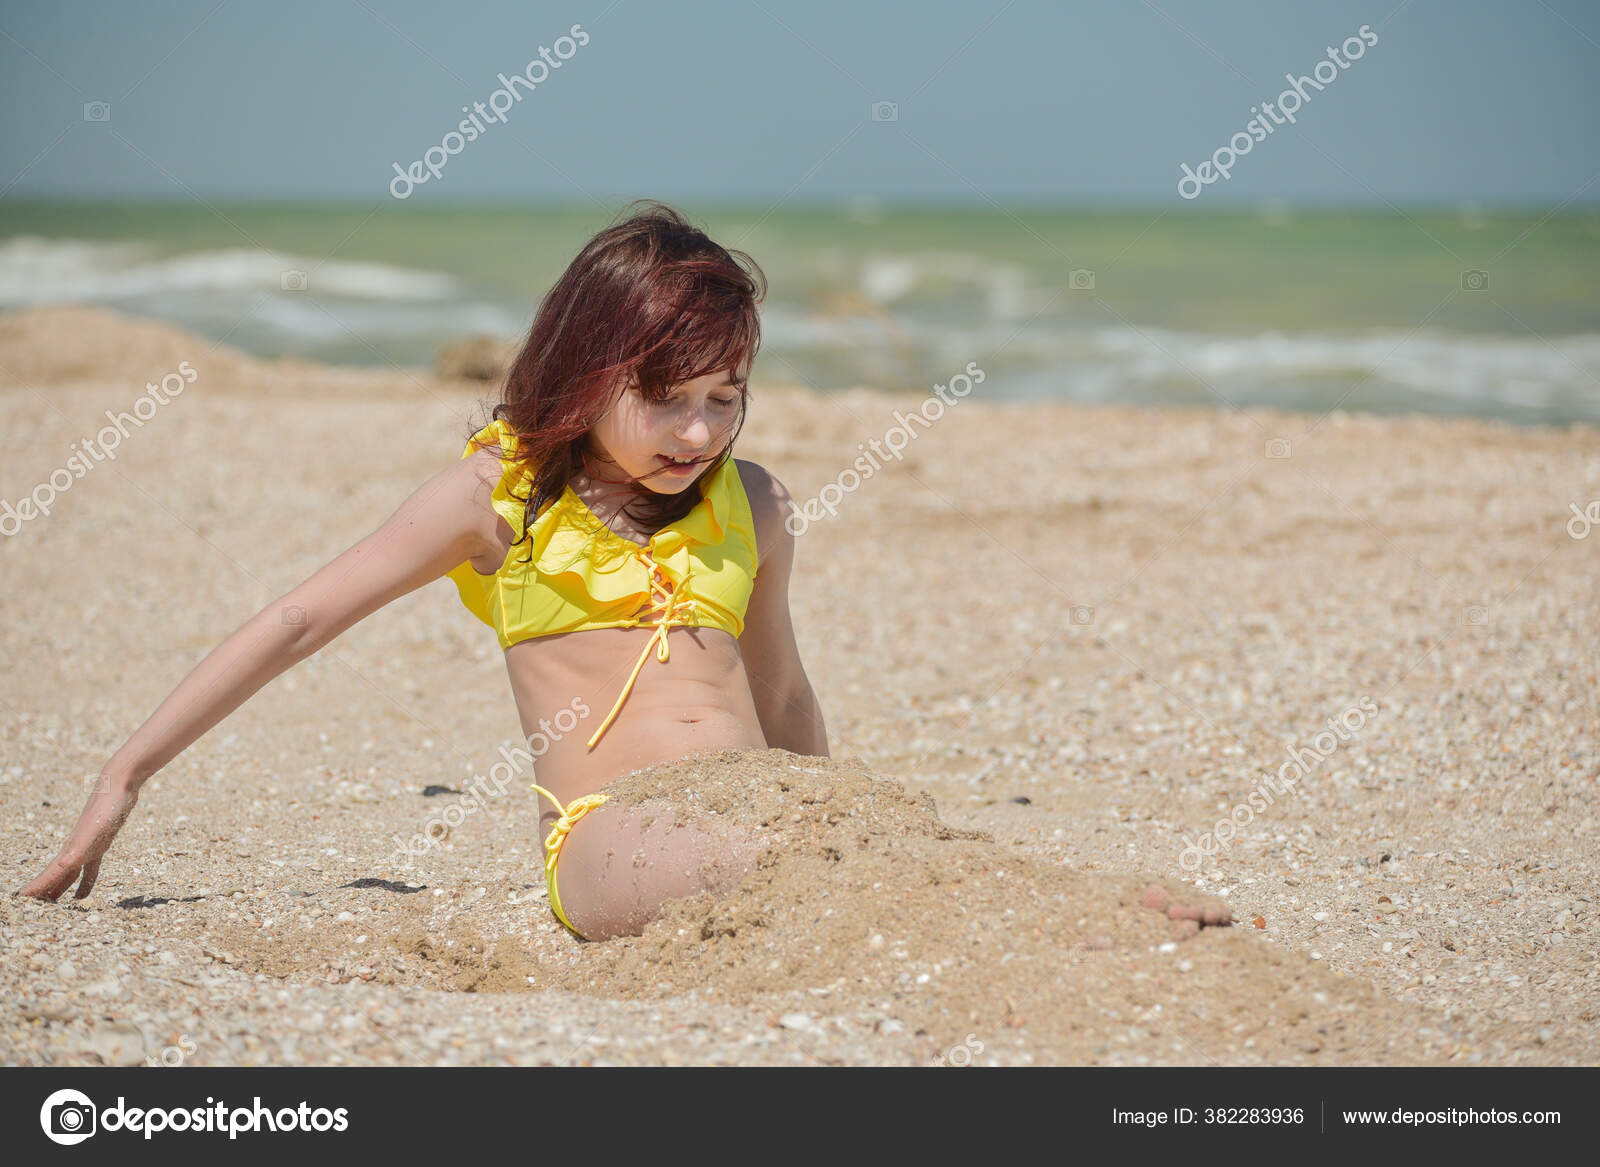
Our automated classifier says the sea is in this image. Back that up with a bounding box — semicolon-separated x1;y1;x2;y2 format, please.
2;200;1597;426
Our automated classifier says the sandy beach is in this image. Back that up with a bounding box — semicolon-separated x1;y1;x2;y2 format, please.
1;304;1596;1066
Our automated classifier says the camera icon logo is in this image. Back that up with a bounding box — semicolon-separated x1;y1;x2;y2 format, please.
83;102;111;122
1070;605;1095;625
1461;270;1489;291
1069;269;1096;290
81;772;114;796
40;1088;97;1145
281;270;308;292
281;604;307;625
1066;938;1111;964
869;101;898;122
1265;438;1292;460
1461;605;1488;626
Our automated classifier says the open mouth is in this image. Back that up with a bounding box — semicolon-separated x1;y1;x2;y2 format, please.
657;453;702;472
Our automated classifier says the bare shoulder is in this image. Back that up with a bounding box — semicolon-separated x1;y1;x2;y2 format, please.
463;444;508;491
734;457;789;505
451;445;517;566
442;444;509;506
734;458;795;569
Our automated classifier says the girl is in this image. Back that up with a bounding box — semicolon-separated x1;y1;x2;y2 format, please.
20;201;830;941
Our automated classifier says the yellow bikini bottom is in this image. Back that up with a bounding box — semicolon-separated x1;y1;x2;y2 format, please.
530;783;610;938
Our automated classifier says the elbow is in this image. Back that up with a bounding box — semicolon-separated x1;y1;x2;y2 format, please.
275;598;340;663
759;682;829;758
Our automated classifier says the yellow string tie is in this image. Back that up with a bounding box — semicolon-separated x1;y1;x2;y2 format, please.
529;781;610;935
584;547;698;750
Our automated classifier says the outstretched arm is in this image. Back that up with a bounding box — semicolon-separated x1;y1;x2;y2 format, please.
17;448;507;901
737;462;829;757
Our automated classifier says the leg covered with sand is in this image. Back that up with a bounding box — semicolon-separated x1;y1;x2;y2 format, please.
546;747;1232;949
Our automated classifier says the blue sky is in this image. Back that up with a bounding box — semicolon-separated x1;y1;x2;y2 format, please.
1;0;1596;206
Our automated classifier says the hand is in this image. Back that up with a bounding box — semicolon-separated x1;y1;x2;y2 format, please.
17;778;142;902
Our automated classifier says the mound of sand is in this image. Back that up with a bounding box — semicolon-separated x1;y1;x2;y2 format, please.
0;305;433;397
0;305;257;387
189;749;1517;1064
434;335;516;383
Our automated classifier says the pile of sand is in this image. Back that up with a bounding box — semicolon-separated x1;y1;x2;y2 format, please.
0;306;256;388
185;749;1521;1064
0;305;419;397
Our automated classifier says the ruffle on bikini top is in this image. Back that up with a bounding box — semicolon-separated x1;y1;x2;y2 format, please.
446;417;759;651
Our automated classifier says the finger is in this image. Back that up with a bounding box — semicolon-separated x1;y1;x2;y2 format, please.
17;872;69;902
31;854;85;901
39;870;76;900
75;858;101;899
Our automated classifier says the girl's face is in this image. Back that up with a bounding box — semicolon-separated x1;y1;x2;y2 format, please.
585;369;745;493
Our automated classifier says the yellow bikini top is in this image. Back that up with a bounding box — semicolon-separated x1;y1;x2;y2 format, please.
445;417;760;750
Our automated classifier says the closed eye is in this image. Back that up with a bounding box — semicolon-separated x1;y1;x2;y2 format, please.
657;395;741;408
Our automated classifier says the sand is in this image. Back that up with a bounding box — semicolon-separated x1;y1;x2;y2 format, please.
1;305;1596;1066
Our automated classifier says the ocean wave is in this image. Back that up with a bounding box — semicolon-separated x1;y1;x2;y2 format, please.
0;236;462;305
5;234;1594;419
757;311;1600;416
848;250;1033;320
0;236;528;355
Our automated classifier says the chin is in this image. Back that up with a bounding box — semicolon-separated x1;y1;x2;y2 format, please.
639;470;700;495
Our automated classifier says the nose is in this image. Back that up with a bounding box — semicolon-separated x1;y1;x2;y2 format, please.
674;409;713;447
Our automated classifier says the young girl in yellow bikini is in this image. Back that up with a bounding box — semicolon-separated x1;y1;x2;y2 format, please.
20;200;831;941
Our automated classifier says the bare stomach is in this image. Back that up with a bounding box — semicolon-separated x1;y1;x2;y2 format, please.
501;624;768;809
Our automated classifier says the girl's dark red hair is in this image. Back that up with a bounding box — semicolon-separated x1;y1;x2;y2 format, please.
469;200;767;554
